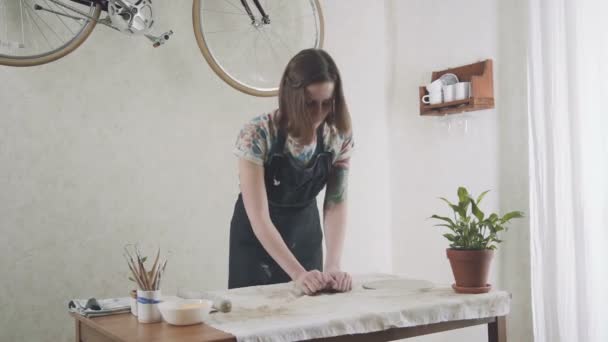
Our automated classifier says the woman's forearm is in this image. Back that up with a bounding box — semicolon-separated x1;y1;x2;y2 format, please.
247;214;306;280
323;200;347;271
238;159;307;280
323;162;349;271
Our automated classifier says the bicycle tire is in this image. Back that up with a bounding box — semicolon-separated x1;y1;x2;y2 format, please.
0;3;102;67
192;0;324;97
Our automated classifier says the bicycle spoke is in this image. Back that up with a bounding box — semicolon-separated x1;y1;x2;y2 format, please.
268;0;289;14
1;1;4;35
43;0;75;35
273;14;315;26
252;33;260;77
274;17;317;39
20;0;26;45
0;0;17;53
201;9;249;16
214;32;250;76
221;0;247;15
259;28;283;65
26;1;42;53
24;1;64;44
23;3;52;50
201;19;253;34
48;0;83;20
204;27;256;34
267;28;295;57
223;27;257;65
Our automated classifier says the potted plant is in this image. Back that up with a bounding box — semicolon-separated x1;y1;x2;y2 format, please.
430;187;523;294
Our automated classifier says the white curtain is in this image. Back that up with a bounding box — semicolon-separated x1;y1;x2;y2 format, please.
528;0;608;341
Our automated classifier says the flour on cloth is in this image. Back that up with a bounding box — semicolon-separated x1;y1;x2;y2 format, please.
202;273;511;342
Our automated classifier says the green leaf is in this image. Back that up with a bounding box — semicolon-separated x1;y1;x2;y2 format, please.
457;187;469;203
451;204;463;214
476;190;491;204
439;197;455;207
468;221;476;233
434;223;456;230
501;211;524;223
439;197;462;215
128;277;136;282
141;257;147;263
430;215;456;226
455;203;467;219
443;233;456;241
470;198;485;221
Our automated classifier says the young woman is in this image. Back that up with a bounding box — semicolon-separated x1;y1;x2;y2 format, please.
229;49;354;295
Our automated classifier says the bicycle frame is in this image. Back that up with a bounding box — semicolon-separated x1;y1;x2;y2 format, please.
57;0;271;25
240;0;270;25
35;0;172;46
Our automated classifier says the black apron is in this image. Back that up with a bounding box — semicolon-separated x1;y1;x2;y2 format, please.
228;124;333;289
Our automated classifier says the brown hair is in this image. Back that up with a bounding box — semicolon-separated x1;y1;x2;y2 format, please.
277;49;351;144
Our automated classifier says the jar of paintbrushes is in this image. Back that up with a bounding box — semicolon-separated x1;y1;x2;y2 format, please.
124;245;168;323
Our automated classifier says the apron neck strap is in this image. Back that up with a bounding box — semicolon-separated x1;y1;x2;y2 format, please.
276;123;326;152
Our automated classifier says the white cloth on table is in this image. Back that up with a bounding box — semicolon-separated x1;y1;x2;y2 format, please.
68;297;131;318
203;273;511;342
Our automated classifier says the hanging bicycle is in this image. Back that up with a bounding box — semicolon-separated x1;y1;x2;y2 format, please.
193;0;324;96
0;0;325;97
0;0;173;67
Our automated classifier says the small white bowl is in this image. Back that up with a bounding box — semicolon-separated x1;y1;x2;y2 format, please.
158;299;213;326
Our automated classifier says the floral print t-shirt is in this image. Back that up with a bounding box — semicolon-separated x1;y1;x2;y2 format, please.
233;112;354;169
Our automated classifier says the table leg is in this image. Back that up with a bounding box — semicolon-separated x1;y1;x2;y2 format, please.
74;319;81;342
488;316;507;342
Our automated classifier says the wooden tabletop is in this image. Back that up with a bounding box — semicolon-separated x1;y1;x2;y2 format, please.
71;312;236;342
70;276;509;342
71;312;506;342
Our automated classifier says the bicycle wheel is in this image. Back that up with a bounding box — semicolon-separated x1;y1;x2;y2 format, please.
0;0;101;67
193;0;324;97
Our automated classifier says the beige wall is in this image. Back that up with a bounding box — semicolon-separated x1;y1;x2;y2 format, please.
385;0;530;341
0;1;392;341
496;0;533;340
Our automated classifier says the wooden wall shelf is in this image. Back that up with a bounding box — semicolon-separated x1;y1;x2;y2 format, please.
419;59;494;116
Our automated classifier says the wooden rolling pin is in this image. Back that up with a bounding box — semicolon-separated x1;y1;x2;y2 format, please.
177;289;232;313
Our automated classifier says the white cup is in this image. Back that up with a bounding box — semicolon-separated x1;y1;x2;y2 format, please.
422;90;442;105
130;297;138;316
425;79;443;93
454;82;471;100
130;290;137;316
442;84;455;102
137;290;162;323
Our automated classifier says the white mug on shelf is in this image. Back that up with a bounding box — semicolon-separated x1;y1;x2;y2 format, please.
422;90;442;105
454;82;471;100
425;78;443;94
442;84;455;102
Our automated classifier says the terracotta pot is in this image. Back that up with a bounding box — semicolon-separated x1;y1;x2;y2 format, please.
446;248;494;293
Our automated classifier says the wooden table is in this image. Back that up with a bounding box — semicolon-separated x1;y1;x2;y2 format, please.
71;312;507;342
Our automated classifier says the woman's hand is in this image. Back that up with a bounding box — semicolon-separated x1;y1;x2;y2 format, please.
324;270;352;292
295;270;333;295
